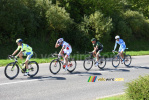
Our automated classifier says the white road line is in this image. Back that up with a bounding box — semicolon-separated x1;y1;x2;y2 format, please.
96;92;125;99
0;79;45;86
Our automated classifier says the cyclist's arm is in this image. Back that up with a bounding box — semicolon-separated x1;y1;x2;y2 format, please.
93;46;98;53
59;46;65;54
16;51;23;57
114;42;117;51
55;42;60;48
12;50;18;56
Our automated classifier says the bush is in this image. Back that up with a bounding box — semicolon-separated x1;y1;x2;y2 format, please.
123;10;149;39
80;11;113;43
126;75;149;100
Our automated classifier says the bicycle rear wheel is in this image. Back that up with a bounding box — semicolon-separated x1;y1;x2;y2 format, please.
112;55;120;68
83;58;93;71
49;59;61;74
4;62;19;79
67;58;76;73
28;61;39;77
98;56;106;69
124;55;132;67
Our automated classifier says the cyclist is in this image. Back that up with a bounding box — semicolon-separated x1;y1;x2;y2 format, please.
91;38;103;66
113;35;126;63
11;39;33;76
55;38;72;71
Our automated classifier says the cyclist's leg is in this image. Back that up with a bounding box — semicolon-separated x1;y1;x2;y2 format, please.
93;52;96;57
59;50;65;59
25;52;33;72
64;48;72;69
119;46;125;60
18;52;24;60
96;48;103;61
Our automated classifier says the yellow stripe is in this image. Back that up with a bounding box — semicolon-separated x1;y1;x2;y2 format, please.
89;76;93;82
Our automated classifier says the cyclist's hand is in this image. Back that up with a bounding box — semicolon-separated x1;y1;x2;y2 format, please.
8;55;12;57
15;56;18;59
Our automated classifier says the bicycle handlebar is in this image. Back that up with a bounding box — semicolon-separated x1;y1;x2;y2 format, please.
51;53;61;58
8;55;17;61
88;52;93;54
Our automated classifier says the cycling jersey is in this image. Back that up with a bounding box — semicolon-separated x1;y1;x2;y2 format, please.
61;41;71;50
114;39;126;52
16;43;33;60
92;41;103;49
61;41;72;56
16;43;32;52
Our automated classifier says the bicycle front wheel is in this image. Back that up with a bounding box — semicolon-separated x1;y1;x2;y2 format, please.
83;58;93;71
28;61;39;77
4;62;19;79
112;55;120;68
98;57;106;69
124;55;132;67
67;58;76;73
49;59;61;74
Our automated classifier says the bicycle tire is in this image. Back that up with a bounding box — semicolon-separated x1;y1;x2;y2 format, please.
4;62;19;79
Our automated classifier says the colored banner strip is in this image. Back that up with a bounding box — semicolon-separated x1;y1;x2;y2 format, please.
89;76;93;82
94;76;97;82
88;76;91;82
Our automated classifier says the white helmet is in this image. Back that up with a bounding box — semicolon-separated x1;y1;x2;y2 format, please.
57;38;64;44
115;35;120;39
16;38;22;43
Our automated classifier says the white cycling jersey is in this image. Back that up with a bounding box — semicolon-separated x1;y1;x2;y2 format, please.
61;41;71;50
61;41;72;56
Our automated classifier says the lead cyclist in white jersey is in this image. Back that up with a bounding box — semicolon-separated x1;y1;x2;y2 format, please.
113;35;126;63
55;38;72;71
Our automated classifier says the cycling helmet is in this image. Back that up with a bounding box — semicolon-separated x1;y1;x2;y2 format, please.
91;38;96;42
57;38;64;44
16;38;22;43
115;35;120;39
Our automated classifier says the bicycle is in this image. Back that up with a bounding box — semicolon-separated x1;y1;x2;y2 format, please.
4;55;39;79
83;52;106;71
112;48;132;68
49;54;76;74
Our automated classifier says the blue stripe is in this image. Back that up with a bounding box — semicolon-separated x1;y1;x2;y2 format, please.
22;44;23;48
27;45;29;47
26;52;31;55
29;54;33;60
94;76;97;82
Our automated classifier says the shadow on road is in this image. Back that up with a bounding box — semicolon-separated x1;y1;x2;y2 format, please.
128;66;149;69
99;68;130;72
13;76;66;81
28;76;66;80
61;71;102;76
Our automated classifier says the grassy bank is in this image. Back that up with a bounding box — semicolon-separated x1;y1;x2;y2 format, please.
98;94;126;100
0;51;149;67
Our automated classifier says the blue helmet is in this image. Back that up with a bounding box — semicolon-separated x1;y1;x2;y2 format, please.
16;38;22;43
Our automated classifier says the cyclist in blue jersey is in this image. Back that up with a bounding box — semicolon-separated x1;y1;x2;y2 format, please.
113;35;126;63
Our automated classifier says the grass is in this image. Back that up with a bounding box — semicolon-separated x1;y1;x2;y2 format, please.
0;51;149;67
98;94;127;100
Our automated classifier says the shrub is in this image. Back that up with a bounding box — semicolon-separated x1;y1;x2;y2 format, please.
80;11;113;43
126;75;149;100
123;10;149;39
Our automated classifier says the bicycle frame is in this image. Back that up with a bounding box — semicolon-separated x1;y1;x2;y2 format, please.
9;56;25;72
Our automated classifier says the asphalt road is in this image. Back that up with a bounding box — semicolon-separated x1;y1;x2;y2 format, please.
0;55;149;100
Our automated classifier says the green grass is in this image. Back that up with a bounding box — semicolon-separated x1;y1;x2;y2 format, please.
0;51;149;67
127;51;149;56
98;94;127;100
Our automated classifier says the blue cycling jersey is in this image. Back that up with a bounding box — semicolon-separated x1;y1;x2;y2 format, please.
114;39;126;51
